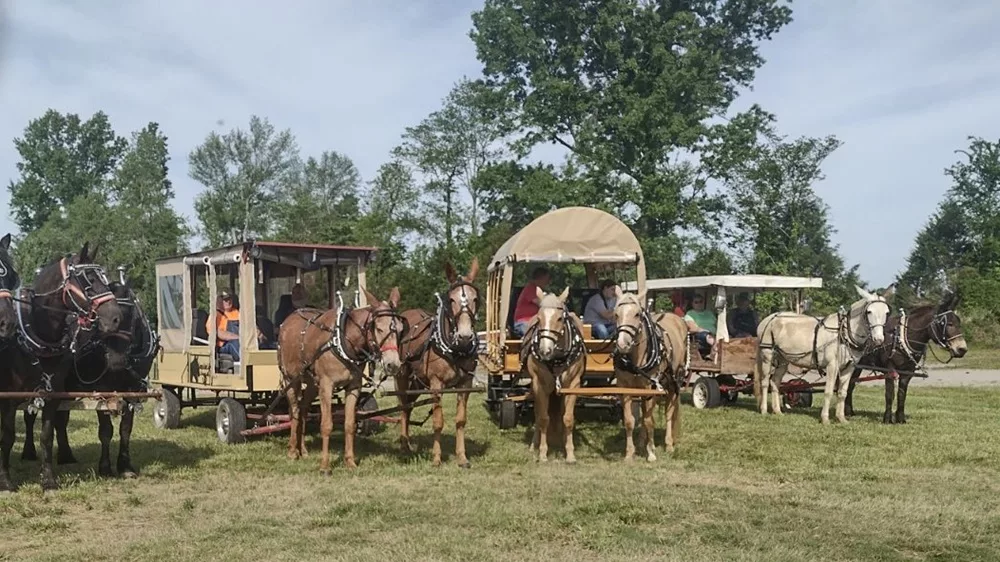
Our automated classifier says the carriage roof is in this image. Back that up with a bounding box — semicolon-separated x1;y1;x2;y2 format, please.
487;207;644;272
623;274;823;292
155;241;378;269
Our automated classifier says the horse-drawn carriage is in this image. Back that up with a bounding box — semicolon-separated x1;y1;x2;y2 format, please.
482;207;649;428
150;240;395;444
623;274;823;410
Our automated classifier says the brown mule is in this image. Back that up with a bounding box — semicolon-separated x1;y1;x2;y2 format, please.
612;288;688;461
522;287;587;463
277;287;403;475
396;258;480;467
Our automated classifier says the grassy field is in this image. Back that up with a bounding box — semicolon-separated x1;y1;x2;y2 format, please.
2;386;1000;561
935;346;1000;370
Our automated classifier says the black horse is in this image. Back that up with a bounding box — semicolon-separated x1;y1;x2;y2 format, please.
0;234;22;492
24;272;158;478
842;291;968;424
1;243;123;491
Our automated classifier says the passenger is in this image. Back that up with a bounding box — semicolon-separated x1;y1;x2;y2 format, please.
256;305;277;350
584;279;618;340
683;292;717;357
727;292;759;338
273;283;308;329
512;266;551;337
207;290;241;361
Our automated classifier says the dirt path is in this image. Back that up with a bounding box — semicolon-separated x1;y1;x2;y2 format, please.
917;366;1000;387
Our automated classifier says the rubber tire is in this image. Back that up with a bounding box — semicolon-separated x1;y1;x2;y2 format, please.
498;399;518;429
784;389;814;409
691;377;722;409
216;398;247;444
723;389;740;405
152;387;181;429
356;393;380;436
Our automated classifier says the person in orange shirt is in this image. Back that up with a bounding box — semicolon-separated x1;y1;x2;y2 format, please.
207;290;241;360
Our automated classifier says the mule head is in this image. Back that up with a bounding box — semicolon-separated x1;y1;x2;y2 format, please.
70;242;122;337
612;286;644;353
854;285;890;345
0;233;18;339
99;281;135;372
362;286;404;374
936;290;968;357
534;286;570;361
444;256;480;353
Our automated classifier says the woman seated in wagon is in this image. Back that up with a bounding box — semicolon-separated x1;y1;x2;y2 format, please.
683;291;717;358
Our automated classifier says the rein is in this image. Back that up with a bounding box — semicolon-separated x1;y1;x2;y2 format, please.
524;305;585;387
611;300;667;391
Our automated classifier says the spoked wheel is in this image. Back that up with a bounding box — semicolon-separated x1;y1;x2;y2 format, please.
691;377;722;409
216;398;247;444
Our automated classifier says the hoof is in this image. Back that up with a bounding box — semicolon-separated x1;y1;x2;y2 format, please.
647;454;657;463
895;416;907;425
458;461;471;469
320;468;332;477
344;460;358;470
287;451;301;461
120;471;138;480
99;466;115;478
564;457;577;465
40;479;59;492
57;453;78;465
21;449;37;462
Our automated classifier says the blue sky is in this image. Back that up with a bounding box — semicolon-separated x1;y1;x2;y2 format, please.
1;1;998;287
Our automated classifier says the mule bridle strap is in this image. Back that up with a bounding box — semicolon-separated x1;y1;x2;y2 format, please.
526;308;584;379
612;307;666;390
431;280;480;360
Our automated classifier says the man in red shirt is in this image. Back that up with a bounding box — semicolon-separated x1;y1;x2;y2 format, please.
512;266;551;336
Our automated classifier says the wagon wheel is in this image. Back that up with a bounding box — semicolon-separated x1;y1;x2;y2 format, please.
216;398;247;444
691;377;722;409
498;399;518;429
782;380;814;409
152;387;180;430
356;393;380;436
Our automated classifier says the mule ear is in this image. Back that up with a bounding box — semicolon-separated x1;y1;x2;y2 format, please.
953;289;962;310
79;241;91;262
536;286;545;301
361;287;379;308
466;256;479;282
558;286;569;303
638;290;647;308
90;244;100;262
882;284;895;303
855;285;871;300
388;286;401;308
0;233;10;251
444;262;457;284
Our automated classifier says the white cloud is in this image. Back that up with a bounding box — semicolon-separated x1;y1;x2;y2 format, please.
1;0;997;286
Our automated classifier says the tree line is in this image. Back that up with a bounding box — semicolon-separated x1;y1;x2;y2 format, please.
6;1;992;342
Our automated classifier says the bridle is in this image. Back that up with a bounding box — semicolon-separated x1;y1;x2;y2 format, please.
32;257;117;330
611;296;666;389
527;300;583;375
840;297;890;352
432;279;480;357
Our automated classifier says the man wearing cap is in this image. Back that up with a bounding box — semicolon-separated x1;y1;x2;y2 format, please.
584;279;618;340
727;292;759;338
207;290;241;361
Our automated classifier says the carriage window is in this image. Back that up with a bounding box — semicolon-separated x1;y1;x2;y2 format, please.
158;274;183;330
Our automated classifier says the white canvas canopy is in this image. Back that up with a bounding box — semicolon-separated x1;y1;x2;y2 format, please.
623;274;822;292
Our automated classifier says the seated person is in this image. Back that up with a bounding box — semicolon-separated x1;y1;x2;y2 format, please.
683;292;717;357
512;266;551;337
206;290;241;361
273;283;309;329
670;290;686;317
727;292;760;338
256;305;277;350
584;279;618;339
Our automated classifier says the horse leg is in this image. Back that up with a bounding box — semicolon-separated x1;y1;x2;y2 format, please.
56;410;76;465
562;391;578;464
116;405;138;478
845;368;860;417
895;374;912;424
96;410;114;477
395;373;413;454
883;374;897;424
318;376;335;475
820;360;839;425
769;363;788;415
285;384;302;460
430;378;445;467
21;410;37;461
642;396;656;462
38;401;59;490
299;384;317;458
531;375;549;461
664;386;681;454
342;385;359;470
454;376;471;469
835;366;852;424
755;350;769;414
623;393;636;461
0;401;16;492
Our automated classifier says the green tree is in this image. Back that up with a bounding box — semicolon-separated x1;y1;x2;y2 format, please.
393;79;506;254
8;109;127;232
272;151;361;244
189;116;299;247
469;0;793;245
